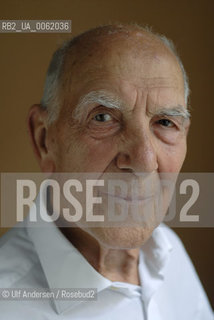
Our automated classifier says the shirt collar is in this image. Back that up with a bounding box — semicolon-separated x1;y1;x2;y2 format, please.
139;224;173;305
26;192;172;314
26;192;111;314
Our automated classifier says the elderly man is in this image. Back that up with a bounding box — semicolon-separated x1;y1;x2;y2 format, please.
0;24;213;319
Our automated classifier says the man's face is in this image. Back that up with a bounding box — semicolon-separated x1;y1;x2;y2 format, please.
47;36;190;248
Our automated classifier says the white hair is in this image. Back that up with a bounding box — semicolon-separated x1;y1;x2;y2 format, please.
40;24;190;124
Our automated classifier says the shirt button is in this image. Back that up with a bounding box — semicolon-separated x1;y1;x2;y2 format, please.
110;286;119;290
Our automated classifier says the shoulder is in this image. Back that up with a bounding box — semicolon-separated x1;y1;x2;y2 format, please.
160;223;185;246
0;222;41;288
160;224;202;285
158;224;213;319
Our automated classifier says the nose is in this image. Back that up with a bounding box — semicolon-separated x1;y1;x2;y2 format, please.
115;128;158;173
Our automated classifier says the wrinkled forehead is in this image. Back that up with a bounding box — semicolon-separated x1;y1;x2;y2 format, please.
66;32;181;79
59;32;184;108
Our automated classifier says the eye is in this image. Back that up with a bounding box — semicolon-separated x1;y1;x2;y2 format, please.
93;113;113;122
156;119;175;128
87;110;121;138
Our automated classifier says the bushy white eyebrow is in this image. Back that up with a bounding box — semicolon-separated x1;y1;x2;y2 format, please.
154;106;191;119
72;90;124;121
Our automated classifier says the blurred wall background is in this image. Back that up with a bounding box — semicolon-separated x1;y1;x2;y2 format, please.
0;0;213;308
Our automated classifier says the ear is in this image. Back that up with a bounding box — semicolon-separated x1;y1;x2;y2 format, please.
27;104;55;172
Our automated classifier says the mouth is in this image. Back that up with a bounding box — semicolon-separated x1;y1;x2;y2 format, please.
99;191;155;203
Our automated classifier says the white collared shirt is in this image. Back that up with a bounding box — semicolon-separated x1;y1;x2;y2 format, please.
0;195;213;319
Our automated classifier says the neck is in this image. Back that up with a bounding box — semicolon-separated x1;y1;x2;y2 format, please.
60;226;140;285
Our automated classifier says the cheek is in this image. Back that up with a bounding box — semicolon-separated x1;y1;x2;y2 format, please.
158;141;187;172
53;126;88;171
54;122;119;172
83;137;118;171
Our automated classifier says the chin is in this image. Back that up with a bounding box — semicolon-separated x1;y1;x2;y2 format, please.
88;226;155;249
